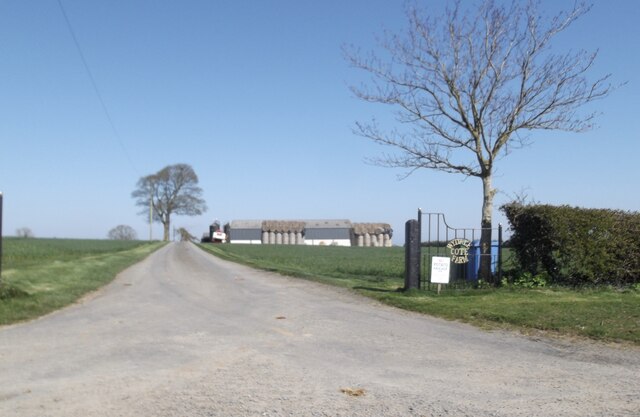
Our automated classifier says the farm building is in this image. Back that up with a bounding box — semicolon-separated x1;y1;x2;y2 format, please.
228;220;262;244
227;219;393;247
303;219;352;246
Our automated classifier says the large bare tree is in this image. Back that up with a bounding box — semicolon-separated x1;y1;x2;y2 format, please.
346;0;613;283
132;164;207;241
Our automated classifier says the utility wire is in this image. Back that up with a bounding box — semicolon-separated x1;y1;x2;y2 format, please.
56;0;139;175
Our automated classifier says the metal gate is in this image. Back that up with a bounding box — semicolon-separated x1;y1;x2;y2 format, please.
419;211;503;289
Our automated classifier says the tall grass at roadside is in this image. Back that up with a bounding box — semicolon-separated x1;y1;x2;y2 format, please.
201;244;640;344
0;238;165;325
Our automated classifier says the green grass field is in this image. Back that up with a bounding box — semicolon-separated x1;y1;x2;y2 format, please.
201;243;640;344
202;243;404;283
0;238;165;325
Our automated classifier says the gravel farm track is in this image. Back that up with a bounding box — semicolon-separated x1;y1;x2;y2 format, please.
1;242;638;417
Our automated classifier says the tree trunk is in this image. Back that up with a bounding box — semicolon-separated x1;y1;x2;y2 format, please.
479;175;495;284
163;215;171;242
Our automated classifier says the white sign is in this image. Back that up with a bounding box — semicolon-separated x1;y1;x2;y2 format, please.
430;256;451;284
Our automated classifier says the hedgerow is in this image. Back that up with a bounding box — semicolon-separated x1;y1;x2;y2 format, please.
501;203;640;286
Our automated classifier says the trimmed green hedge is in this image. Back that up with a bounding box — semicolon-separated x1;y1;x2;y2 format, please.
501;204;640;286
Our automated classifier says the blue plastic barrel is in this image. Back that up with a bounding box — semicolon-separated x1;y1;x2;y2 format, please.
466;240;500;280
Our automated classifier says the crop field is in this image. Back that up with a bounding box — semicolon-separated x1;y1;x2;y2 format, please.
3;238;150;269
0;238;165;325
201;243;640;344
204;243;404;284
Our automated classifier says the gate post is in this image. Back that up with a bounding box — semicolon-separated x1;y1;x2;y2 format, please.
498;223;503;284
404;219;421;290
0;192;3;285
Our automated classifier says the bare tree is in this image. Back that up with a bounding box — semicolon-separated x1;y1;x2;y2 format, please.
132;164;207;241
176;227;197;242
107;225;138;241
15;227;34;239
346;0;613;283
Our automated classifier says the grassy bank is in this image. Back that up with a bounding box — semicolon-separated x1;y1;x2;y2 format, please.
0;238;165;325
200;244;640;344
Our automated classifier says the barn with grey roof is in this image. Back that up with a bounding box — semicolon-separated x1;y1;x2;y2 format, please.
227;219;393;247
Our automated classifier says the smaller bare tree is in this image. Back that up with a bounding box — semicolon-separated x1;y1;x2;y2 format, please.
108;225;138;241
177;227;197;242
15;227;34;239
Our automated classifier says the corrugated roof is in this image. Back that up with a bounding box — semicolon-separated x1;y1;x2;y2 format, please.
304;219;353;229
229;219;354;230
229;220;263;229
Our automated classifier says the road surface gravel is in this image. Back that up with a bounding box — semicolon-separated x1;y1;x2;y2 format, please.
1;242;638;416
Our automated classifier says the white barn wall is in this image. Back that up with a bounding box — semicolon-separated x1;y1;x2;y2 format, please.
304;239;351;247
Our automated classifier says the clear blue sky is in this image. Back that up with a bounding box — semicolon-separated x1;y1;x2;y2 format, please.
1;0;638;242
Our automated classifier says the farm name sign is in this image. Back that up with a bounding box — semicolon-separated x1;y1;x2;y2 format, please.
446;238;471;264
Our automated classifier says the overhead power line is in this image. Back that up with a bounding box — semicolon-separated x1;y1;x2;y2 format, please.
56;0;139;175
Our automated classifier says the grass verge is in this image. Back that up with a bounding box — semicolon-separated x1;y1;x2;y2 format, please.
200;244;640;345
0;239;165;325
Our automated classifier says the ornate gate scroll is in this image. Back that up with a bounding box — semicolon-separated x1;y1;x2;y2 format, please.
419;211;502;289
